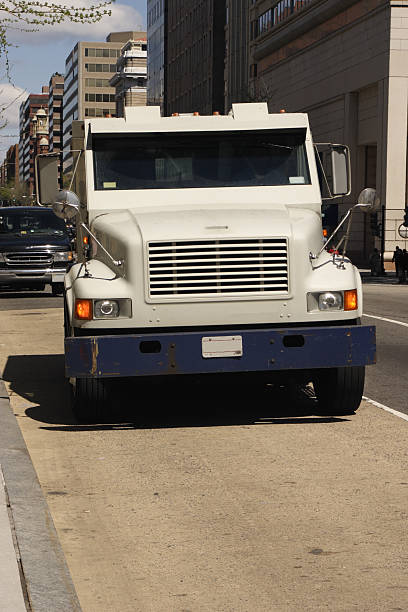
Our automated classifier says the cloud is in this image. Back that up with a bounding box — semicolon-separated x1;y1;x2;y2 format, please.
6;1;145;46
0;83;26;158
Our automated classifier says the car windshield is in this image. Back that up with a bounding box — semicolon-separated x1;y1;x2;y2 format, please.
0;210;67;236
93;129;311;191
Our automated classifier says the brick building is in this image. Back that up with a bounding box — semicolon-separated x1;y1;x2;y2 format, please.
0;144;19;188
19;89;49;194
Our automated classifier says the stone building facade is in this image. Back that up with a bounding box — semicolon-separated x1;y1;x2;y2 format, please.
249;0;408;264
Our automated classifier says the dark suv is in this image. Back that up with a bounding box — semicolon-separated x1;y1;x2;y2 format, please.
0;206;73;295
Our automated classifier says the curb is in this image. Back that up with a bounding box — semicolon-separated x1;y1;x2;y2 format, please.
0;379;81;611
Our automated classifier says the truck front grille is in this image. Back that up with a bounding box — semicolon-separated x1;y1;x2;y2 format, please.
147;238;289;299
4;251;53;267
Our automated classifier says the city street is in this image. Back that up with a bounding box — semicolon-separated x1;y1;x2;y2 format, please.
0;282;407;611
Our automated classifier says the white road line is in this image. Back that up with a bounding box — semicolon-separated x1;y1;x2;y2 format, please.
363;396;408;422
363;313;408;328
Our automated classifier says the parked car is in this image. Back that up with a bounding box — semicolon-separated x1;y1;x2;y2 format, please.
0;206;73;295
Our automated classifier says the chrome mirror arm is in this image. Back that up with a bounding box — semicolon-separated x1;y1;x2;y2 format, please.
80;223;123;268
309;207;353;262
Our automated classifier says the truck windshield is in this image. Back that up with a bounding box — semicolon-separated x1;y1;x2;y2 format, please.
0;210;67;236
93;129;311;190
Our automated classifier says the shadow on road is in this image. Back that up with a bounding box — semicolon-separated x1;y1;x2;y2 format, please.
2;354;349;430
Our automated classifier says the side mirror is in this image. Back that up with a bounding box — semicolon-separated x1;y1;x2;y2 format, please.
331;146;350;196
355;187;380;212
52;190;80;220
35;153;60;205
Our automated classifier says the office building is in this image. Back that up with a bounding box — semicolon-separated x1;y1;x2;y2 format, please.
48;72;64;186
249;0;408;263
224;0;250;113
62;32;141;172
165;0;226;115
147;0;166;110
110;34;147;117
19;88;49;194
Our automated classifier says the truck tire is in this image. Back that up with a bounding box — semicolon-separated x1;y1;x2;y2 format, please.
72;377;111;423
313;366;365;415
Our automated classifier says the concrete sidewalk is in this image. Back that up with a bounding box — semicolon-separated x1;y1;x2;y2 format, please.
359;269;404;285
0;380;81;611
0;464;26;611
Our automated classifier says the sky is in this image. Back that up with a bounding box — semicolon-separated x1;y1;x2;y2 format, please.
0;0;147;162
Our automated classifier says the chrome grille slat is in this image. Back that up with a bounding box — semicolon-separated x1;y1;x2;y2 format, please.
147;238;289;299
5;251;53;266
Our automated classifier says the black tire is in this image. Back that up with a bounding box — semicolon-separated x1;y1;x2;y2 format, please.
313;366;365;415
52;282;64;296
72;377;111;423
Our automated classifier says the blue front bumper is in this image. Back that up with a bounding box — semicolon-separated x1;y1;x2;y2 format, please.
65;324;376;379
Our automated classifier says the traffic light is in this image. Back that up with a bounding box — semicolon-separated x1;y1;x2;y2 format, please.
403;207;408;227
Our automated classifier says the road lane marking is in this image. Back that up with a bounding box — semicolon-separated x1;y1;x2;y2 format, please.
363;396;408;422
363;313;408;328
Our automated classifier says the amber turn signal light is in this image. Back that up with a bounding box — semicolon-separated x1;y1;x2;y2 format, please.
75;299;93;320
344;289;358;311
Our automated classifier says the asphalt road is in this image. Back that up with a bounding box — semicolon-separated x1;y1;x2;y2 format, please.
363;283;408;415
0;286;63;310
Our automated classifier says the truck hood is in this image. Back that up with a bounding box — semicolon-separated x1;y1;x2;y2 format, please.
127;207;294;242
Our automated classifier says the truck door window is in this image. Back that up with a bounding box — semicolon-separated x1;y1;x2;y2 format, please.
93;129;311;191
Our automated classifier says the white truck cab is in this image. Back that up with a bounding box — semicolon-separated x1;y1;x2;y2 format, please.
40;103;376;422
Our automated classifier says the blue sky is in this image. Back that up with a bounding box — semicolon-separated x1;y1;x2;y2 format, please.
0;0;147;161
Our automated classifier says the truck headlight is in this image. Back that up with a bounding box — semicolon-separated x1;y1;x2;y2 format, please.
318;292;343;311
54;251;73;262
74;298;132;320
94;300;119;318
307;290;358;312
0;253;5;262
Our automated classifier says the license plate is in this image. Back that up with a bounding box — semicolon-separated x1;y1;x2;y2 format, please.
52;273;65;283
202;336;243;358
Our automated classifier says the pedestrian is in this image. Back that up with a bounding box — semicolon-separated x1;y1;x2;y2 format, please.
400;249;408;284
369;248;381;276
392;245;402;278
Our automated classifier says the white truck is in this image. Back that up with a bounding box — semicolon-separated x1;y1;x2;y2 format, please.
38;103;376;422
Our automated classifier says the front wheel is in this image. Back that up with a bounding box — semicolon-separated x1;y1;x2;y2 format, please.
52;282;64;296
313;366;365;415
72;377;111;423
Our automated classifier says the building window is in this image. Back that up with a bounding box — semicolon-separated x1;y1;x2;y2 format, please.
85;63;117;73
85;48;120;58
85;108;116;117
85;78;111;87
253;0;314;39
85;93;116;102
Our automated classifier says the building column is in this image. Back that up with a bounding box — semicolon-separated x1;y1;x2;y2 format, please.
383;76;408;254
